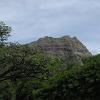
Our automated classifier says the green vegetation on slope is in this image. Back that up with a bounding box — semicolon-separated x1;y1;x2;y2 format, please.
36;54;100;100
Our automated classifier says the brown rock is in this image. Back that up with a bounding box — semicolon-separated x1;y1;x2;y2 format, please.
29;36;92;65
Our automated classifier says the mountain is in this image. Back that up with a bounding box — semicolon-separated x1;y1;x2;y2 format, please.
28;36;92;65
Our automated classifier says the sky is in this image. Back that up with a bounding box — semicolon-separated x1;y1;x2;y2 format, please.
0;0;100;54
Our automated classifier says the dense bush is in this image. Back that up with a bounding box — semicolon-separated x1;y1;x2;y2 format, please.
35;55;100;100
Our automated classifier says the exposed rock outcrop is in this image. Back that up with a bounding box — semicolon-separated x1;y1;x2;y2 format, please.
29;36;92;65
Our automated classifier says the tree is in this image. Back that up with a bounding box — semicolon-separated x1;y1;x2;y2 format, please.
0;21;11;46
0;45;49;100
0;45;48;82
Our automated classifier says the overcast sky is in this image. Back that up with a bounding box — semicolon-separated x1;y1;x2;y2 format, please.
0;0;100;54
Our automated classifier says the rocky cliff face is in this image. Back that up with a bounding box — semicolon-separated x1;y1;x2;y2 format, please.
29;36;92;65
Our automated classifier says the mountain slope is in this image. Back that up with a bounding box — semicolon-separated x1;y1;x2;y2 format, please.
28;36;92;65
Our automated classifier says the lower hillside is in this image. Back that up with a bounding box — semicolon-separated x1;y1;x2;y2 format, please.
0;45;100;100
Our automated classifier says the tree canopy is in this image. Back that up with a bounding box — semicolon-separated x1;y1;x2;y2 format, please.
0;21;11;46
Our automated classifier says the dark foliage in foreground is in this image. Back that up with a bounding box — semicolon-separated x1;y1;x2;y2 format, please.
0;45;100;100
37;55;100;100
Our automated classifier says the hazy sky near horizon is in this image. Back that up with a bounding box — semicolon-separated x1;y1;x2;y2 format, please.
0;0;100;54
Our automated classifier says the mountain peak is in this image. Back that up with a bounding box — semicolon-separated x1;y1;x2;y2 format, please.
29;36;92;65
